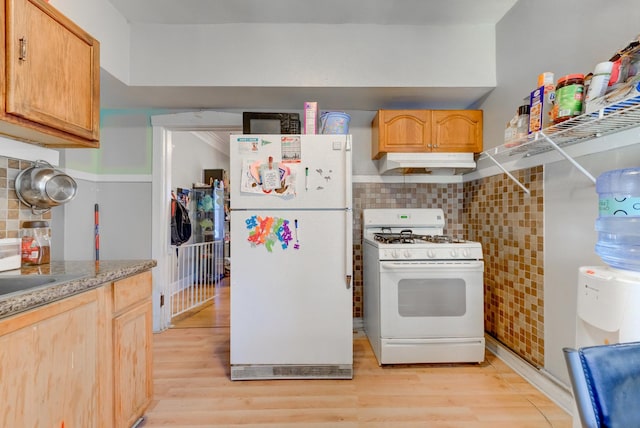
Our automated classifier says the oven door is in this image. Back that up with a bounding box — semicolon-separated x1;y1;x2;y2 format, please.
379;260;484;338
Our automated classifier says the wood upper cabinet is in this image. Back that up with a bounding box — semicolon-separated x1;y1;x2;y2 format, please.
111;271;154;428
431;110;483;153
1;0;100;147
372;109;483;159
371;110;431;159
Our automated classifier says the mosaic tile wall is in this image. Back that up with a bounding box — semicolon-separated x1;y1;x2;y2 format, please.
353;167;544;367
0;158;52;239
463;166;545;367
352;182;464;318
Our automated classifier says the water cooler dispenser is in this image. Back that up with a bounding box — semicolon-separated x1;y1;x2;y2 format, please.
573;168;640;427
576;266;640;346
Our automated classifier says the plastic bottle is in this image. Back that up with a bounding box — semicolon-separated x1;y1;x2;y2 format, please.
504;114;518;147
595;168;640;271
585;61;613;105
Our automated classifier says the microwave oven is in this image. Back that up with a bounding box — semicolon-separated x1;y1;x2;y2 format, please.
242;112;300;134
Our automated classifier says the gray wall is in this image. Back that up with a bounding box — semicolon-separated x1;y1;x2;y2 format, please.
481;0;640;383
484;0;640;150
58;112;155;260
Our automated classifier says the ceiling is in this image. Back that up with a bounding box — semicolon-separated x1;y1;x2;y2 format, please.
100;0;518;111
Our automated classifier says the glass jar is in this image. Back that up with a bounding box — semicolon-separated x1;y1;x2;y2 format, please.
515;104;530;138
21;221;51;265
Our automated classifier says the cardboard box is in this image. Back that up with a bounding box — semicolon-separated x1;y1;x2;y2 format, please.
303;102;318;134
529;85;555;133
586;75;640;114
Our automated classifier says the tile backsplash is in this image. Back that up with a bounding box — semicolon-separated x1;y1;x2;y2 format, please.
0;157;52;239
464;166;544;367
353;167;544;367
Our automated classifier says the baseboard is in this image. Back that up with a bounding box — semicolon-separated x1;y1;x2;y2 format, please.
485;335;574;414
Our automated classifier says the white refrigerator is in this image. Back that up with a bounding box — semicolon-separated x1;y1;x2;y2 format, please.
229;134;353;380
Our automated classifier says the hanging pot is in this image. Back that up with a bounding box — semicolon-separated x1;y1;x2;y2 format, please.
15;160;78;214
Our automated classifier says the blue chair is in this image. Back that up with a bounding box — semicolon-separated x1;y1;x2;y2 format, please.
563;342;640;428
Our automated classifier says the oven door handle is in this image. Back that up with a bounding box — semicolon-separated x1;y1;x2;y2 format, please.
380;261;484;271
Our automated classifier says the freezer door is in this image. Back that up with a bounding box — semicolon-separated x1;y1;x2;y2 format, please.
230;209;353;365
230;135;352;209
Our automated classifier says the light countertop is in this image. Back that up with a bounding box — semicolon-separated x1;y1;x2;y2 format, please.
0;260;156;320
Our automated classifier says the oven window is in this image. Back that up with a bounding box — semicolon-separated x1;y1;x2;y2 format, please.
397;278;466;317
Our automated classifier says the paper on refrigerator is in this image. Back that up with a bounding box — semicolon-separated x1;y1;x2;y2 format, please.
240;158;297;196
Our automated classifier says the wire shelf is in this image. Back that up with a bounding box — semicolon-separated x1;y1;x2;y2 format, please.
480;94;640;162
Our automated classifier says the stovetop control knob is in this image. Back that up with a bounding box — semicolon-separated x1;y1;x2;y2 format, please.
461;248;470;258
427;250;436;258
391;250;399;259
403;250;412;259
450;249;458;258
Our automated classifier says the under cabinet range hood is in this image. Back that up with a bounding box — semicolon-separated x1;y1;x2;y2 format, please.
377;152;477;175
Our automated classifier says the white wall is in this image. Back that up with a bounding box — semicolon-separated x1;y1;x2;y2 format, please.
482;0;640;384
171;132;230;189
49;0;131;84
130;24;496;89
47;0;500;92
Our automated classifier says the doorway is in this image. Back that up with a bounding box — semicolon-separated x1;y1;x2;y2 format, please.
151;110;242;331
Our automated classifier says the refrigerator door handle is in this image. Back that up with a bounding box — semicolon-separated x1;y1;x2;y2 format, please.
344;135;352;209
345;208;353;290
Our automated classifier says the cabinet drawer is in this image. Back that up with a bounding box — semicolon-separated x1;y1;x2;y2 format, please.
112;271;152;314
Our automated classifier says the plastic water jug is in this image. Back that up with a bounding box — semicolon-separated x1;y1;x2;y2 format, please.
595;167;640;271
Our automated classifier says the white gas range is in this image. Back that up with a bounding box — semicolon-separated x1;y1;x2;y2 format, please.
363;208;485;365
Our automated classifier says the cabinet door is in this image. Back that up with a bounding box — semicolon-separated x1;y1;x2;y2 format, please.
431;110;483;153
0;291;100;427
5;0;100;142
372;110;431;159
113;299;153;428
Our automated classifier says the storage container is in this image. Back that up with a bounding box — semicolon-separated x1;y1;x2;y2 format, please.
319;112;350;134
0;238;21;272
21;221;51;266
554;74;585;123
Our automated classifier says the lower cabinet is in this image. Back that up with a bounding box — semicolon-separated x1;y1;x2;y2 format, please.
111;271;153;428
0;290;103;427
0;269;153;428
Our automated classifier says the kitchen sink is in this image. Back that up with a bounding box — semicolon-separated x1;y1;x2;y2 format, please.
0;274;88;297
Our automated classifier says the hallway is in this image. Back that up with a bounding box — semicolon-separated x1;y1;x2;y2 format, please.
170;278;230;329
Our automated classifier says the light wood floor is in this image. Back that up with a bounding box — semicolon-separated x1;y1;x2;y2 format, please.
146;282;572;427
